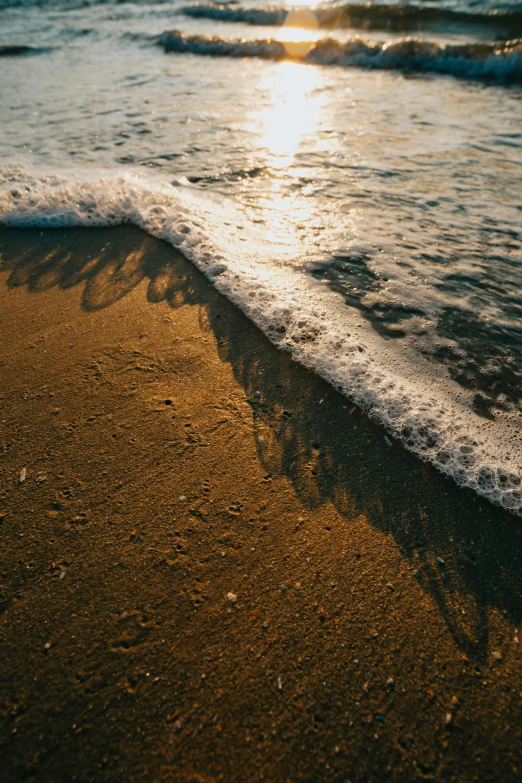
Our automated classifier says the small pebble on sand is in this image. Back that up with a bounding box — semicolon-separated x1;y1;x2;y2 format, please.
445;713;452;725
277;677;282;690
492;651;502;661
179;495;186;501
227;592;237;603
437;557;445;565
19;468;26;483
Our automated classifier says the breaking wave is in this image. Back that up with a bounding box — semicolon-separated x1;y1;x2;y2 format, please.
181;2;522;38
1;166;521;514
160;29;522;83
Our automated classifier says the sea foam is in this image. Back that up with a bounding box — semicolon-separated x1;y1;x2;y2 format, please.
0;166;521;513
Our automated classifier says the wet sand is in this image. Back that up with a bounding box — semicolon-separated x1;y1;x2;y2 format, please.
0;225;521;782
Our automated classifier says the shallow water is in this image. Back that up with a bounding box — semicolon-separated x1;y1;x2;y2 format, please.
1;0;521;510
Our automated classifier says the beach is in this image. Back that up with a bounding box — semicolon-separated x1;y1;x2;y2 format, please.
1;226;521;781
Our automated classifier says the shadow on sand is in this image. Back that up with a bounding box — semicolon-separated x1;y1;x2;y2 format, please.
1;224;521;663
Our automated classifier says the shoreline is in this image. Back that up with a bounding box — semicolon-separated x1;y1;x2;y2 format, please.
1;225;521;781
1;169;519;514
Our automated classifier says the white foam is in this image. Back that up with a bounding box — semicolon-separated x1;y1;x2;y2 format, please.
1;164;521;513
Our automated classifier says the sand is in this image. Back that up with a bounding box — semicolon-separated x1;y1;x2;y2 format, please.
0;225;521;782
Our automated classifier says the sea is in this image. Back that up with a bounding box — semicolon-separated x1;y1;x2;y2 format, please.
0;0;521;511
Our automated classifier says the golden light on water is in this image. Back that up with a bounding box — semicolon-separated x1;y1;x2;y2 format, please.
259;9;324;167
239;9;330;252
259;60;324;168
280;9;319;59
247;58;327;251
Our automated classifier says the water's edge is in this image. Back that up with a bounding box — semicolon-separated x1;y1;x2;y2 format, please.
1;168;520;515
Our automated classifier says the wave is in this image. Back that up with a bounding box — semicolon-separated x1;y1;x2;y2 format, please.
181;3;522;37
0;166;521;514
0;0;173;8
160;29;522;83
0;44;51;55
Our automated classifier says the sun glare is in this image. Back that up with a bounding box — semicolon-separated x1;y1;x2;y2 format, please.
245;58;327;252
259;61;323;168
279;9;319;59
237;8;330;252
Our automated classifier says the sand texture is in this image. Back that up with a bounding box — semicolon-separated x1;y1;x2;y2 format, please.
0;226;522;782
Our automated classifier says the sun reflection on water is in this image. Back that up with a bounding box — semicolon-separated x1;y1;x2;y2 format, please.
260;60;324;169
279;8;319;59
246;59;328;254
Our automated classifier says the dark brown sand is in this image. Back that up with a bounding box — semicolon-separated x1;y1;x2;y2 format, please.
0;226;521;783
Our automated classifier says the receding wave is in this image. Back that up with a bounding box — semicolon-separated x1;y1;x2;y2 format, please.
181;3;522;38
1;166;521;514
160;30;522;83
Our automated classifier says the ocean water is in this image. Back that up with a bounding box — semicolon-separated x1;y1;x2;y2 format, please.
0;0;521;511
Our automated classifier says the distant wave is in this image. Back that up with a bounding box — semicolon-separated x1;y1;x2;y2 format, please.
181;3;522;37
0;0;173;8
160;30;522;83
0;44;50;55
